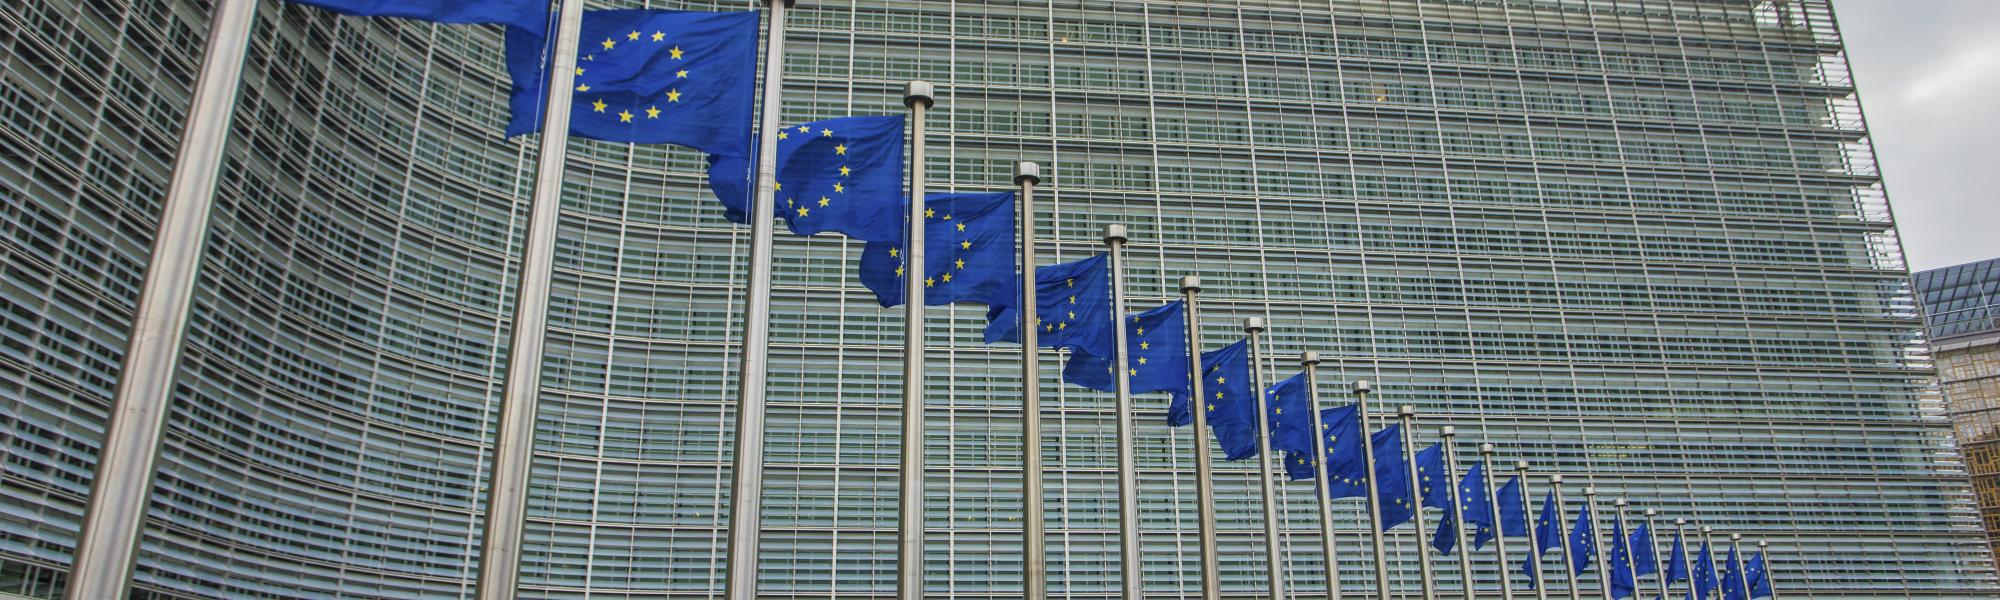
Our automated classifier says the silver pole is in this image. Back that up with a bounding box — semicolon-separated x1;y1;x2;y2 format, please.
64;1;258;597
1440;428;1477;600
1585;489;1610;600
1645;509;1667;600
1613;500;1637;600
1675;520;1695;600
1015;162;1047;600
1244;318;1286;600
1516;463;1548;600
894;80;935;600
1355;381;1393;600
1757;540;1775;600
722;2;794;597
1399;406;1439;600
1481;447;1513;600
1302;352;1342;600
1183;277;1221;600
1700;526;1717;600
473;0;590;596
1106;225;1144;599
1549;475;1582;600
1729;534;1750;600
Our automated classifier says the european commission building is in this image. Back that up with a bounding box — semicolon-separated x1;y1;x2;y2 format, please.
1;0;1994;598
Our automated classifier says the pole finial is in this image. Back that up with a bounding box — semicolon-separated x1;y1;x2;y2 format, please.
1300;351;1321;366
1014;161;1041;186
1441;425;1456;437
1614;498;1628;507
903;81;935;108
1702;525;1713;533
1243;317;1265;333
1179;275;1202;293
1731;533;1742;541
1758;540;1768;548
1480;443;1495;455
1351;379;1372;394
1398;404;1414;417
1585;486;1598;496
1676;518;1687;526
1645;508;1657;517
1103;224;1127;245
1514;459;1528;470
1550;474;1564;483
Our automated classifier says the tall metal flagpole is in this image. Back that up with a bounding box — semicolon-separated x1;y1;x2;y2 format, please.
1517;463;1549;600
1105;225;1144;599
1302;352;1342;600
1015;162;1047;599
1700;526;1718;600
1675;520;1695;600
64;1;259;597
722;2;796;598
1729;534;1750;600
1549;475;1583;600
1355;381;1393;600
1244;318;1286;600
1613;500;1637;600
1440;428;1477;600
1644;509;1667;600
1182;277;1221;600
1757;540;1775;600
473;0;591;596
1399;406;1440;600
1585;488;1610;600
894;80;935;600
1480;446;1514;600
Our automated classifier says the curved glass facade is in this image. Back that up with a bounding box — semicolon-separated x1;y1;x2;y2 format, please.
0;0;1994;598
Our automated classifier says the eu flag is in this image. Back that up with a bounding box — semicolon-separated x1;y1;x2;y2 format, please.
859;191;1014;307
1414;443;1451;511
1374;425;1415;530
1665;528;1691;587
1062;301;1191;415
1609;513;1636;599
1525;489;1559;588
1458;461;1497;551
1299;405;1368;499
1721;544;1746;600
1631;521;1659;578
507;10;757;156
1263;372;1313;454
710;115;906;240
1432;510;1462;554
1197;340;1259;461
1569;502;1599;581
1747;551;1772;598
983;254;1113;360
287;0;546;30
1695;539;1721;599
1495;476;1529;537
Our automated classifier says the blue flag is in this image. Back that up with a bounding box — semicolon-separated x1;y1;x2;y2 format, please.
1721;544;1746;600
1375;425;1414;530
1525;489;1559;588
507;10;757;155
1665;528;1691;586
1197;340;1259;461
1609;513;1636;599
709;115;906;240
1432;510;1462;554
1569;502;1599;582
1695;539;1721;599
1631;522;1658;578
1458;461;1497;551
983;254;1113;360
1264;372;1314;454
1495;476;1528;538
1747;551;1772;598
1414;443;1451;511
1302;405;1369;499
859;191;1014;307
1062;301;1191;417
287;0;546;30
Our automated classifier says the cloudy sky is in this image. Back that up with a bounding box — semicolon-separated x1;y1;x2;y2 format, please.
1833;0;2000;272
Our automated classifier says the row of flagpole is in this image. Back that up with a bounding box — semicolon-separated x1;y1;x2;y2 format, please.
60;1;1790;599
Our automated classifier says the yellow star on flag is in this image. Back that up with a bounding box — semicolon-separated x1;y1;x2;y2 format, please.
924;208;935;218
676;69;688;79
627;30;640;41
796;207;810;217
960;240;971;249
839;166;851;176
834;144;848;155
669;46;684;59
955;223;966;231
618;110;633;123
575;83;591;92
592;99;607;113
888;247;899;258
954;259;965;269
818;197;830;207
798;125;812;133
822;128;833;137
651;31;665;42
833;183;844;193
666;89;682;103
779;131;789;140
601;38;616;50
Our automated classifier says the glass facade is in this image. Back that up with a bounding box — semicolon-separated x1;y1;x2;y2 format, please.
0;0;1993;598
1916;258;2000;570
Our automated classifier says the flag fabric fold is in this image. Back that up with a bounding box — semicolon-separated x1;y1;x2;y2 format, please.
1665;529;1691;587
1305;405;1369;499
1525;489;1559;588
1747;551;1772;598
1495;475;1528;537
1458;461;1496;551
287;0;548;30
1721;544;1746;600
1375;425;1414;530
1195;340;1258;460
506;10;757;155
1062;301;1190;413
1631;522;1659;578
1414;443;1451;511
1569;502;1599;583
859;191;1014;307
1609;513;1637;599
710;115;906;239
1695;539;1721;599
983;254;1112;358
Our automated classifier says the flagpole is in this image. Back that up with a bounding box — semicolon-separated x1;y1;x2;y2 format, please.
63;1;258;597
1440;428;1477;600
1399;406;1440;600
1104;225;1144;599
722;2;795;598
1355;381;1393;600
1516;463;1549;600
1014;162;1047;600
472;0;591;596
1729;534;1750;600
1585;488;1610;600
1675;519;1695;600
1182;277;1221;600
1549;475;1583;600
1757;540;1775;600
1700;526;1717;600
1614;500;1637;599
1481;446;1514;600
1644;509;1668;600
1302;352;1342;600
894;80;935;600
1244;318;1285;600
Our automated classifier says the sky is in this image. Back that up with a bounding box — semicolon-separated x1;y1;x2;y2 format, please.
1833;0;2000;272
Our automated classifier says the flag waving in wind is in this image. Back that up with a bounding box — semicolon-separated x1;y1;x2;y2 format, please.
1305;405;1369;499
1569;501;1599;582
1196;340;1258;461
1459;462;1497;551
1608;513;1636;599
288;0;547;30
1695;538;1721;599
1665;528;1691;592
1374;425;1415;530
1631;521;1659;579
1495;476;1528;537
506;10;757;155
1414;443;1451;511
984;254;1112;358
710;115;907;240
1063;301;1190;412
859;191;1015;307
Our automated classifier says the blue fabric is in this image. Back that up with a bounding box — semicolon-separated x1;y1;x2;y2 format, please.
1609;513;1637;599
1194;340;1259;461
1631;522;1659;578
1569;502;1599;583
1061;301;1191;424
1458;462;1496;551
1263;372;1313;454
709;115;906;240
1414;444;1451;511
1296;404;1368;499
1525;489;1560;588
1695;540;1721;599
1495;476;1528;538
288;0;546;30
1665;529;1691;586
982;254;1113;361
506;10;757;156
859;191;1013;307
1747;551;1772;598
1375;425;1414;530
1432;510;1462;554
1721;544;1747;600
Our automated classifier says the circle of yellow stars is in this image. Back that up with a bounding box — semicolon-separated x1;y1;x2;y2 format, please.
577;29;691;125
782;124;850;220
